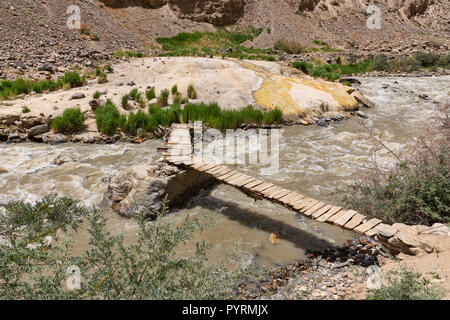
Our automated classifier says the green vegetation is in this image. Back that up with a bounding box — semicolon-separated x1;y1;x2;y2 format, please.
292;60;372;82
292;53;450;81
341;104;449;225
182;103;282;130
93;91;101;99
156;28;276;61
367;268;446;300
157;89;170;107
273;40;303;54
50;108;85;133
0;196;259;299
0;71;85;100
114;50;146;58
21;107;30;113
95;100;121;135
146;87;156;101
187;85;197;100
171;85;178;96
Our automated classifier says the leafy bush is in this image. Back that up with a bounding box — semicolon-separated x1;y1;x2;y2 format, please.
61;71;83;88
51;108;85;133
146;87;155;101
187;85;197;99
371;54;392;72
341;104;450;225
22;107;30;113
157;89;170;107
414;52;440;68
274;40;303;54
95;100;121;135
93;91;101;99
156;29;276;62
0;196;258;299
171;85;178;96
367;268;446;300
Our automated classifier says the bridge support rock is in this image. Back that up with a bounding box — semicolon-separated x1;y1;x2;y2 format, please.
101;162;216;219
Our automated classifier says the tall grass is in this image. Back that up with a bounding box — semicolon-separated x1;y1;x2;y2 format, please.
0;71;84;100
292;53;450;81
156;29;276;62
51;108;85;133
95;100;121;135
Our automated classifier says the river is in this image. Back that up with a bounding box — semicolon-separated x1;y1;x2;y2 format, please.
0;76;449;267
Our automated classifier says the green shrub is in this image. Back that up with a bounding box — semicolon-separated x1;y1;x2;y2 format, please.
146;87;156;101
187;85;197;99
51;108;85;133
341;106;449;225
414;52;440;68
95;100;121;135
0;196;259;300
93;91;101;99
171;85;178;96
371;54;392;72
157;89;170;107
122;94;130;109
274;40;303;54
21;107;30;113
438;54;450;69
61;71;83;88
367;268;446;300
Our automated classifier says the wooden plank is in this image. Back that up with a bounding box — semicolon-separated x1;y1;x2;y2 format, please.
344;213;367;230
262;186;282;197
252;183;274;193
278;192;300;204
191;162;206;170
293;198;312;210
272;189;292;200
213;168;232;177
235;177;256;188
242;179;264;189
224;173;245;183
304;202;326;217
365;225;382;238
300;199;320;213
228;174;251;186
287;195;305;207
334;210;358;227
354;218;382;234
217;171;238;181
316;206;342;222
197;164;218;172
219;171;241;181
311;204;333;219
206;165;227;175
327;209;348;223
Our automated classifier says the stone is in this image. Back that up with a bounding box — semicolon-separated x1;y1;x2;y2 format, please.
421;223;449;236
377;224;397;238
71;92;86;100
356;111;369;119
89;99;105;110
42;132;66;144
351;90;376;108
100;163;216;219
28;124;49;137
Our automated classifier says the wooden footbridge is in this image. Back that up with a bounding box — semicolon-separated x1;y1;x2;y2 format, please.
158;123;383;238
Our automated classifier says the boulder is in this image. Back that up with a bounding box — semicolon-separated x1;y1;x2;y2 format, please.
101;162;216;219
71;92;86;100
168;0;244;26
377;224;397;238
28;124;49;137
42;133;67;144
351;91;376;108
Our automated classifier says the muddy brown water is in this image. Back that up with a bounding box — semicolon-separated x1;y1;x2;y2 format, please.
0;76;449;268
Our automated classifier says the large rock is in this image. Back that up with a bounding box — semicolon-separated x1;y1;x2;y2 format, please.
28;124;49;137
101;162;216;219
168;0;244;25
